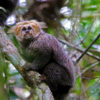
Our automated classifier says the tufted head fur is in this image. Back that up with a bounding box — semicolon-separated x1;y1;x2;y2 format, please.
13;20;47;41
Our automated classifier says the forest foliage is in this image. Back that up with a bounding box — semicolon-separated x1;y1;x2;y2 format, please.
0;0;100;100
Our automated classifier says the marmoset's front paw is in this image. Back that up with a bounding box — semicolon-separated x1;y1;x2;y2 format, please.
24;63;39;71
23;63;33;71
27;71;46;85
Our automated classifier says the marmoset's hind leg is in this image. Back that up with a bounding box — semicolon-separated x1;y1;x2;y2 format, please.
43;62;72;100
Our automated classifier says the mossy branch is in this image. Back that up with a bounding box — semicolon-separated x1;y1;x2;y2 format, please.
0;27;54;100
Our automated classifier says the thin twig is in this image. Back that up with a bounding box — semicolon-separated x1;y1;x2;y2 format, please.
59;39;100;62
76;34;100;63
77;61;100;78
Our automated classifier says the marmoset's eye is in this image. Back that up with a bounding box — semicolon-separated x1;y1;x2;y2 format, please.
22;27;26;31
28;26;32;30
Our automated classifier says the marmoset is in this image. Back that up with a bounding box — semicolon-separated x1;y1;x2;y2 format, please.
0;0;18;26
13;20;76;100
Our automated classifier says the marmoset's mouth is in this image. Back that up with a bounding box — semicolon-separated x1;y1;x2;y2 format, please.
24;33;32;39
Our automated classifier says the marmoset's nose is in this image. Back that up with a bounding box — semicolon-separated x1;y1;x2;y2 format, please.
26;30;29;33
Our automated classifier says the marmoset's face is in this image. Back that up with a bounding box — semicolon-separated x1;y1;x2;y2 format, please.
14;20;46;41
21;25;34;39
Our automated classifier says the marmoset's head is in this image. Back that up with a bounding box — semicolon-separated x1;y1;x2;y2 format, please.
13;20;47;41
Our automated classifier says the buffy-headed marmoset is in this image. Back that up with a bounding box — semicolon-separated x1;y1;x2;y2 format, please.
13;20;76;100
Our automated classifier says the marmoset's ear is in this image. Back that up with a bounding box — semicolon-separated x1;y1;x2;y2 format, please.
30;20;47;29
9;22;25;41
38;22;47;29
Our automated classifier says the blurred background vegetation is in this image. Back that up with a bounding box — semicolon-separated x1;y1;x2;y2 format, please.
0;0;100;100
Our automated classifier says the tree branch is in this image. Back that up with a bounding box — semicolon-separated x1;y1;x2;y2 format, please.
0;27;54;100
77;61;100;78
76;34;100;63
59;39;100;62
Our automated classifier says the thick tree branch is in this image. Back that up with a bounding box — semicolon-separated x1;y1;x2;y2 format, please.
0;27;54;100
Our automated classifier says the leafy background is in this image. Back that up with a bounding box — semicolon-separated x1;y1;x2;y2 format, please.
0;0;100;100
